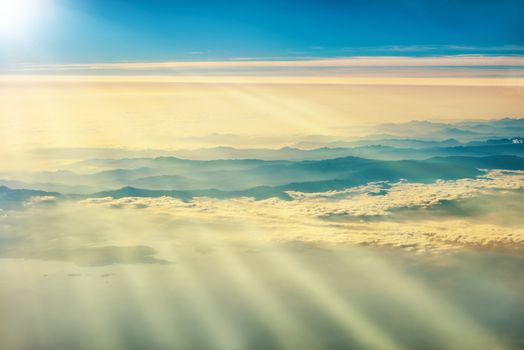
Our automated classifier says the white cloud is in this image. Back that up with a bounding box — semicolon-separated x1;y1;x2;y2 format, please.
1;170;523;265
74;170;524;253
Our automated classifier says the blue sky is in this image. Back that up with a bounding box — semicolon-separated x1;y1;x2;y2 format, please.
1;0;523;63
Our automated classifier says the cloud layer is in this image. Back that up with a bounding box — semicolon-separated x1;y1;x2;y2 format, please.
1;170;522;267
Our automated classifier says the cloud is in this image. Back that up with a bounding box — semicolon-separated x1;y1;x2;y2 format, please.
2;74;523;86
76;170;524;253
1;170;524;350
3;55;523;83
28;245;172;266
1;170;523;264
21;55;524;71
363;189;524;226
343;45;524;53
0;203;173;266
23;195;58;207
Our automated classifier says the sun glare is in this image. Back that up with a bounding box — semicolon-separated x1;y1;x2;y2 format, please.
0;0;45;39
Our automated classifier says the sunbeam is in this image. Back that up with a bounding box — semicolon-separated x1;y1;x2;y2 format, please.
1;1;524;349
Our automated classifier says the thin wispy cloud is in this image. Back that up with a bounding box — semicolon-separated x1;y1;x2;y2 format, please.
343;44;524;53
19;55;524;72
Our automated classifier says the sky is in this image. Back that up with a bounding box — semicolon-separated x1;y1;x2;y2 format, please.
1;0;524;62
0;0;523;159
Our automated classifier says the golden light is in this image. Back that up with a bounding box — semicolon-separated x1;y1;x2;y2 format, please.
0;0;46;39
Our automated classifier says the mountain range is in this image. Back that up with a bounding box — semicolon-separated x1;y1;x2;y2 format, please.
1;155;523;207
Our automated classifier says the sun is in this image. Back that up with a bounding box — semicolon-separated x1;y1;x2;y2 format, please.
0;0;46;39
